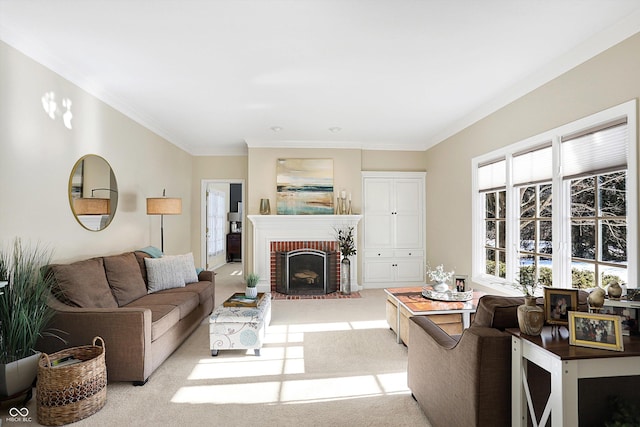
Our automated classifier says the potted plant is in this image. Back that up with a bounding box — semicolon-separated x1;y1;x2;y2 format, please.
0;238;57;398
245;273;259;299
511;269;544;336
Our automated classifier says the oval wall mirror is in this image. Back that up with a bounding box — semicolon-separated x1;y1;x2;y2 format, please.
68;154;118;231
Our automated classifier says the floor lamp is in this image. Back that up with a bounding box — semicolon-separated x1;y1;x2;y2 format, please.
146;189;182;253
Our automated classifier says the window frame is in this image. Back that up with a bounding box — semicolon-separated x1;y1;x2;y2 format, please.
472;100;637;292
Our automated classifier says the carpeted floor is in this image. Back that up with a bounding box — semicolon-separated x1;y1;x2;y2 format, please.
0;263;430;426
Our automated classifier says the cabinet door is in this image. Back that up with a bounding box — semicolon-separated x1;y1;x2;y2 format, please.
363;178;393;248
395;258;425;282
363;252;395;282
363;260;395;283
394;179;423;249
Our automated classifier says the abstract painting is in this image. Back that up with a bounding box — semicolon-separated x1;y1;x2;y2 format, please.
276;158;334;215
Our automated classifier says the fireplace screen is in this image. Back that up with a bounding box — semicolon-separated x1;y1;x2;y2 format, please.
276;249;338;295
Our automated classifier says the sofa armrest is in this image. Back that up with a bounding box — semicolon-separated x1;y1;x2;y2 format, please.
198;269;214;283
37;296;153;383
408;316;512;427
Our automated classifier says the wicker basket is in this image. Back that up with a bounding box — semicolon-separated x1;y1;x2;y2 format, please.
37;336;107;426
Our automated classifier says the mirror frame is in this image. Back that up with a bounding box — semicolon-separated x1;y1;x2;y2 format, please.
68;154;118;231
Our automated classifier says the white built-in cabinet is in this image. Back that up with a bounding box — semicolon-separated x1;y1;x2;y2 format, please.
362;171;426;287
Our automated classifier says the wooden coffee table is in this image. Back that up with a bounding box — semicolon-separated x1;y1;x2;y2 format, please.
384;287;484;345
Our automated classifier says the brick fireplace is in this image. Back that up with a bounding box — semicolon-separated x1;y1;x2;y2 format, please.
272;241;339;294
247;215;362;293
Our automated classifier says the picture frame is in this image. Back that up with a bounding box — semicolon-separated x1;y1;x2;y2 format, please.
627;288;640;302
454;275;468;292
276;158;334;215
543;287;579;326
568;311;624;352
601;305;639;336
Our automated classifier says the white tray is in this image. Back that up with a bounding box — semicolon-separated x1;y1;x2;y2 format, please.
422;287;474;302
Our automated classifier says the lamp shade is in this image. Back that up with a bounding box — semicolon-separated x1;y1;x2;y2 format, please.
228;212;241;222
74;198;110;215
146;197;182;215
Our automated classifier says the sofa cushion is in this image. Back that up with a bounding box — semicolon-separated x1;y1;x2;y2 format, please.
131;304;180;341
145;256;185;293
103;252;148;306
158;281;213;305
48;257;118;308
134;251;151;285
126;292;199;320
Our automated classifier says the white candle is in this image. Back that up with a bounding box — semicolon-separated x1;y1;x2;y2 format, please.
341;190;346;199
348;193;352;201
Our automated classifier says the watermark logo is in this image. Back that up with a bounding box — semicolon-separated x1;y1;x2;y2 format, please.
5;407;32;423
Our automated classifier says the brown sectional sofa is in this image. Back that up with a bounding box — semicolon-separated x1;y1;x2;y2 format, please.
36;251;215;385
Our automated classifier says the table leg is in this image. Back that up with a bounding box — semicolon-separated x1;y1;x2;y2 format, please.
551;359;578;427
396;302;401;344
511;337;526;426
462;312;471;329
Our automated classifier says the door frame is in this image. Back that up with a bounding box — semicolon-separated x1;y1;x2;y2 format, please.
200;179;245;270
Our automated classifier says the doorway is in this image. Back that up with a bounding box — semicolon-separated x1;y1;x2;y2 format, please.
201;179;244;271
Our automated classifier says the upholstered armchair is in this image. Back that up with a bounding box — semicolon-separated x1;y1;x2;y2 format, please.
407;293;588;427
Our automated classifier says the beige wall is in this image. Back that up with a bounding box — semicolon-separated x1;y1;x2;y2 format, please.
0;41;193;263
362;150;427;171
243;148;428;281
425;32;640;291
245;148;362;275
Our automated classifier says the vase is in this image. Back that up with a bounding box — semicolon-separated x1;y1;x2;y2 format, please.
245;287;258;299
607;282;622;300
259;199;270;215
517;296;544;336
340;258;351;295
433;282;449;292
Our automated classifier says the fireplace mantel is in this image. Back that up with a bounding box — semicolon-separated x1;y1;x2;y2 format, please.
248;215;362;292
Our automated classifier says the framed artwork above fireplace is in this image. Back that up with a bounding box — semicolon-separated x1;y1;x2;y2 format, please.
276;158;334;215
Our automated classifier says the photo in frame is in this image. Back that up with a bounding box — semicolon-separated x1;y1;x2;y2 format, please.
627;288;640;301
543;287;579;326
600;306;639;336
568;311;624;352
454;275;468;292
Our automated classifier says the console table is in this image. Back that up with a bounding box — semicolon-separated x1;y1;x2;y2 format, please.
509;326;640;426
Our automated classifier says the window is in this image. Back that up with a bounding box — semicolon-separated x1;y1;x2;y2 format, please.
519;183;553;286
472;100;637;291
207;189;225;256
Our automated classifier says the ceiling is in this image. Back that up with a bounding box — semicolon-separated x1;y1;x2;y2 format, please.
2;1;640;156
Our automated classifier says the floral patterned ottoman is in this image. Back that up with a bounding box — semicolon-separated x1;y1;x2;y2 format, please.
209;294;271;356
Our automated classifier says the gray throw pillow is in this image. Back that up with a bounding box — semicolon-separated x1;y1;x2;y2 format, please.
144;256;185;293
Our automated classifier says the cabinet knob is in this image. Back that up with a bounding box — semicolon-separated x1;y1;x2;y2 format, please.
409;252;412;256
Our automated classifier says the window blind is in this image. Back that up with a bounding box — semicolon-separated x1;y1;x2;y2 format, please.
512;143;552;186
478;158;506;191
561;119;628;179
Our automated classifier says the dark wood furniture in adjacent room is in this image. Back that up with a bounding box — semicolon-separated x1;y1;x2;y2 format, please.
226;232;241;262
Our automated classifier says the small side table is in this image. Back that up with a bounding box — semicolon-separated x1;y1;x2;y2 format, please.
509;326;640;426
